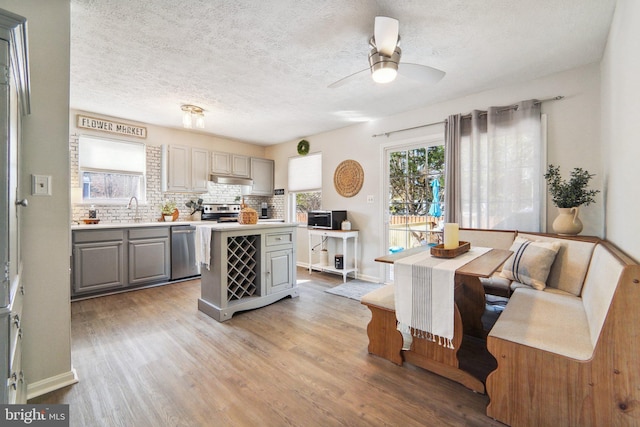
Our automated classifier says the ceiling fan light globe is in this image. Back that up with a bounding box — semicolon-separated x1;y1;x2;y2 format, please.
372;67;397;84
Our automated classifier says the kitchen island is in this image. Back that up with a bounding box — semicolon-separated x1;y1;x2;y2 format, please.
195;222;298;322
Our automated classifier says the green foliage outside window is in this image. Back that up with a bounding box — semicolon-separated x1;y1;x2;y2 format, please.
389;145;445;216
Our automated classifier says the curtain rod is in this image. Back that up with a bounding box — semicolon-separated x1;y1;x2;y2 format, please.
371;95;564;138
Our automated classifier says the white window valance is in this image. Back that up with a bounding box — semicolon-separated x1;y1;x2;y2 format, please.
79;135;146;174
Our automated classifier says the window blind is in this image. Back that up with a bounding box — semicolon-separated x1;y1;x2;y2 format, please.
79;135;146;174
288;152;322;192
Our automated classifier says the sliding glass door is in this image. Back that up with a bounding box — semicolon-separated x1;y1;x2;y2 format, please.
383;138;444;281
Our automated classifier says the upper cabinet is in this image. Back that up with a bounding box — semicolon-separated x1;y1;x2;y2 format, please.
191;148;209;192
211;151;231;175
248;158;274;196
164;146;273;196
163;145;209;193
211;152;250;177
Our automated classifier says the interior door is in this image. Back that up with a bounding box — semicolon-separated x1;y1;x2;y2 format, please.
0;38;9;305
1;20;28;307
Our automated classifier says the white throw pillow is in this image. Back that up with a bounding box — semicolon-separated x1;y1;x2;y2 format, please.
501;237;560;290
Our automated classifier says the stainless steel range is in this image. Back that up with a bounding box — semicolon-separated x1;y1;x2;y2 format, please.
201;203;242;222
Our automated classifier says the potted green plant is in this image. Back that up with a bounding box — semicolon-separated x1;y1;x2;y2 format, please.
544;164;599;235
160;200;177;222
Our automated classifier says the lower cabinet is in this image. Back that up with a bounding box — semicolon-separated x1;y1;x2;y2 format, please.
128;228;170;286
73;230;126;295
72;227;171;298
264;228;295;294
265;248;294;294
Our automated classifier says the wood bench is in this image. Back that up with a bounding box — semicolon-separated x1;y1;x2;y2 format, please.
485;240;640;426
363;230;640;426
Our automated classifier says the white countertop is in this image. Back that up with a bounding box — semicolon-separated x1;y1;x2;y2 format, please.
71;219;286;231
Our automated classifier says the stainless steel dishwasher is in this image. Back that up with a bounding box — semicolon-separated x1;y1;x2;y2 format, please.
171;225;200;280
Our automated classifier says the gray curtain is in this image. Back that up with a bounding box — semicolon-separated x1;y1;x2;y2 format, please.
445;100;543;231
444;114;461;223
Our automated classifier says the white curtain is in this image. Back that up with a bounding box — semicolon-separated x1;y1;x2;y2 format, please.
448;100;543;231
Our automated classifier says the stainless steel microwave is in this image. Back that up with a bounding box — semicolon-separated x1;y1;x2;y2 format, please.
307;210;347;230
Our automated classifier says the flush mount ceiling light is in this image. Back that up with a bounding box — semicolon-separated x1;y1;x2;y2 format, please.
181;104;205;129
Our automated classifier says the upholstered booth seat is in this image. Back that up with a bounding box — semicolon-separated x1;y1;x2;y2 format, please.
360;284;395;310
488;287;592;360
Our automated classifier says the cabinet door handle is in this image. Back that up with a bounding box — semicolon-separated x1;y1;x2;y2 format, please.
15;199;28;207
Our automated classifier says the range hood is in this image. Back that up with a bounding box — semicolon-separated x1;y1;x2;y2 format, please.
209;174;254;186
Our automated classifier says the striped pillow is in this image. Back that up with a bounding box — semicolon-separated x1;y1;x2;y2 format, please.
501;237;560;290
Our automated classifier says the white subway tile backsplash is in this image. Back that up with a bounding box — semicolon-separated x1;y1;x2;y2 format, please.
70;139;283;223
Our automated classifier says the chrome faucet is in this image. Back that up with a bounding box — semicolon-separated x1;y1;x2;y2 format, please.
127;196;141;222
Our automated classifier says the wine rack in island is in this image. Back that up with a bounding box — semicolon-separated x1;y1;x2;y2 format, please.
226;235;258;301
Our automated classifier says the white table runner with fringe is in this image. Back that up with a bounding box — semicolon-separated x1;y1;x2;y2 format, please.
394;247;490;349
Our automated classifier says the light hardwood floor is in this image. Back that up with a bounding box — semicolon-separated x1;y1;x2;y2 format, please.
31;268;502;426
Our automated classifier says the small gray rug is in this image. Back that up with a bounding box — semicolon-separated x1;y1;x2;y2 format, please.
325;280;385;301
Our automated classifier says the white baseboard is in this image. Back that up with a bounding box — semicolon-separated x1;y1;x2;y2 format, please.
27;368;79;400
296;263;380;284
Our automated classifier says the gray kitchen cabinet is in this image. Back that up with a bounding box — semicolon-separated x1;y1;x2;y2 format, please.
211;151;250;177
167;144;190;191
163;145;209;192
265;229;295;294
191;147;209;192
128;228;170;286
265;249;294;294
72;230;126;295
247;157;274;196
231;154;250;177
72;226;177;298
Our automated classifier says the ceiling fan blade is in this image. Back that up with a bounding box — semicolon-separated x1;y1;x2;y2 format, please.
374;16;399;57
398;63;446;84
327;67;370;89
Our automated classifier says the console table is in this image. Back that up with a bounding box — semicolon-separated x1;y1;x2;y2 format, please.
308;229;358;282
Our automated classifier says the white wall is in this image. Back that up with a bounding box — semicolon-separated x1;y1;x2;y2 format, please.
267;63;603;282
1;0;75;396
601;0;640;263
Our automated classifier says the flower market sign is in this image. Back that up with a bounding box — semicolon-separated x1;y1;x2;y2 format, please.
77;115;147;139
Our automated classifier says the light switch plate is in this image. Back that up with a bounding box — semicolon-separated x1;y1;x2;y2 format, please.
32;174;52;196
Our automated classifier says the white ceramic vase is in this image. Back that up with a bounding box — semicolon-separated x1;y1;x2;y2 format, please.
163;215;174;222
552;207;583;235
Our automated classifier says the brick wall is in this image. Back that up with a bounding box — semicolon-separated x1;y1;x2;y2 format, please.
70;137;283;223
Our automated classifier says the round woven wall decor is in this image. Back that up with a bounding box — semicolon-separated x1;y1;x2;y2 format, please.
334;160;364;197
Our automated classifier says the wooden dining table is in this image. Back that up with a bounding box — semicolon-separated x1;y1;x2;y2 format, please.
374;246;512;393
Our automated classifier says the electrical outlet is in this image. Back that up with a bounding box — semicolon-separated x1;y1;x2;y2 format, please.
367;195;374;204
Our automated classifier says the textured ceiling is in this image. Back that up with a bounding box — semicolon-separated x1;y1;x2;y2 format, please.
70;0;616;145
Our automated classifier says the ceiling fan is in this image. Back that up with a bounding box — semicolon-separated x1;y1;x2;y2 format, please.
328;16;445;89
